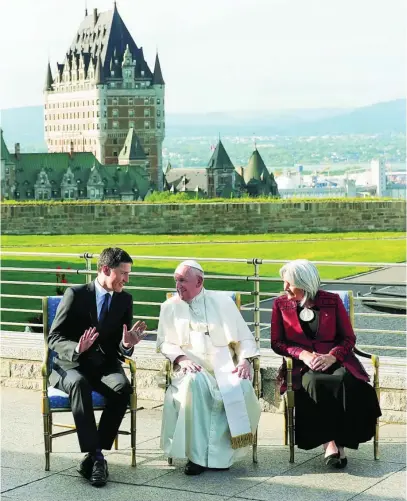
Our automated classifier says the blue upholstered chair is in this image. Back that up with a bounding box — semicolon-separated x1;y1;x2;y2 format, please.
160;291;261;464
283;290;380;463
41;296;137;471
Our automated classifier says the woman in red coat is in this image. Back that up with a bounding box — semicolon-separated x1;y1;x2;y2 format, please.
271;259;381;468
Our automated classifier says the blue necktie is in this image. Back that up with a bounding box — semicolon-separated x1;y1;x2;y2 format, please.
99;293;110;325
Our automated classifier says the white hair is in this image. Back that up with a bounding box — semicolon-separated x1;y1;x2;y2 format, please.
279;259;320;306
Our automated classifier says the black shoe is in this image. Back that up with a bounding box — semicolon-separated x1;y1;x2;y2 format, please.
77;453;94;480
90;459;108;487
325;452;340;466
335;457;348;469
184;460;206;476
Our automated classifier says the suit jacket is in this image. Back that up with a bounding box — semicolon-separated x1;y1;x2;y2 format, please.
48;281;134;386
271;290;369;393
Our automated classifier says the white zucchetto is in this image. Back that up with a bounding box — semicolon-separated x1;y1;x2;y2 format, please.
178;260;204;273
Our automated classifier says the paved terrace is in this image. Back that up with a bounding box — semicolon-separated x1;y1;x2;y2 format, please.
1;388;406;501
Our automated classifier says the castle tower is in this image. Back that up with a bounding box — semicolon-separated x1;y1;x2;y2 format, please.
43;4;165;189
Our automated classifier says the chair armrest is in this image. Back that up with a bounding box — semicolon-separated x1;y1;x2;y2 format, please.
251;357;261;399
123;356;137;375
283;356;293;370
283;356;295;407
353;347;374;359
41;347;50;379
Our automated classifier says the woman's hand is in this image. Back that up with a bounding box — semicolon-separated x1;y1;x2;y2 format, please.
310;353;337;372
299;350;318;368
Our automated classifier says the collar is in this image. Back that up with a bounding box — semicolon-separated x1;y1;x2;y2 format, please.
187;287;205;306
94;278;114;298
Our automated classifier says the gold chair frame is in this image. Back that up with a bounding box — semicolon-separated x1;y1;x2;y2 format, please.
41;296;138;470
160;291;261;464
283;290;380;463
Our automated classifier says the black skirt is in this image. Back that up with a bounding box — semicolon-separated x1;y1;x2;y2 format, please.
294;364;382;450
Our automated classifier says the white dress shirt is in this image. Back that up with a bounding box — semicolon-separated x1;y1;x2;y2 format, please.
94;278;114;320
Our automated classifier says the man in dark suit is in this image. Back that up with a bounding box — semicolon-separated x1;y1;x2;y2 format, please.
48;247;147;487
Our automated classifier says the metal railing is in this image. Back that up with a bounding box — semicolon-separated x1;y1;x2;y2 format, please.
0;252;406;356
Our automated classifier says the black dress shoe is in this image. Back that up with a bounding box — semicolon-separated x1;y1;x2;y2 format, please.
335;457;348;469
325;452;340;466
90;459;108;487
184;460;206;476
77;453;94;480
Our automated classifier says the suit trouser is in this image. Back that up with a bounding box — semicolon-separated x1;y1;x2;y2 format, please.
53;363;132;452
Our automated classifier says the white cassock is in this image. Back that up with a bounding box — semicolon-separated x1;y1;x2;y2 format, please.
156;288;261;469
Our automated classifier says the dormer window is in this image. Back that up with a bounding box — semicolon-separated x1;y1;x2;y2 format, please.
141;70;145;77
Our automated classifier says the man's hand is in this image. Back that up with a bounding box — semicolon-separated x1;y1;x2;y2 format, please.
122;321;148;348
176;356;202;374
232;359;251;380
310;353;337;372
77;327;99;354
299;350;318;369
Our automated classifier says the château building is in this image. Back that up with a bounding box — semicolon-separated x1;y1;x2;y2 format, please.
1;128;151;201
164;140;280;198
44;3;165;189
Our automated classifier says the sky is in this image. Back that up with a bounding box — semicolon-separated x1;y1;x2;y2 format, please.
0;0;405;113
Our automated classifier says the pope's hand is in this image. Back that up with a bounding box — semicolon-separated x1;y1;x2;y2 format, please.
178;357;202;374
232;359;251;380
122;321;147;349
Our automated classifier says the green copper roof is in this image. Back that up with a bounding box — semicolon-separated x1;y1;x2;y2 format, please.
207;140;234;171
152;53;165;85
11;150;151;199
243;149;270;184
119;128;146;162
1;129;12;163
44;61;53;91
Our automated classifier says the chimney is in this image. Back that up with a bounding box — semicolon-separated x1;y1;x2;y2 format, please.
14;143;20;159
93;8;98;26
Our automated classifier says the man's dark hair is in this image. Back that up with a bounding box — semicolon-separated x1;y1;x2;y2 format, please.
97;247;133;271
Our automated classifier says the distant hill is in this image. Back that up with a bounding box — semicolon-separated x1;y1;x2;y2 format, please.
281;99;406;136
0;106;46;151
0;99;405;151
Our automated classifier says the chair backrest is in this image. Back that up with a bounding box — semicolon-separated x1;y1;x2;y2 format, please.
42;296;63;375
327;289;354;326
166;290;241;310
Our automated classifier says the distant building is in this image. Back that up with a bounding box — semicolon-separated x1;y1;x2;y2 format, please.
164;140;279;198
44;4;165;189
277;179;357;199
370;159;386;196
1;128;150;201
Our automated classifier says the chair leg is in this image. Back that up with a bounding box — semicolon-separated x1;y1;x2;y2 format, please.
130;408;136;467
114;435;119;450
43;411;50;471
288;407;295;463
374;418;380;460
252;429;258;464
168;457;173;466
48;414;53;453
283;404;288;446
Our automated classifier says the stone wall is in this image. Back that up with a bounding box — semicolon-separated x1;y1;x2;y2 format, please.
1;335;405;423
1;200;405;235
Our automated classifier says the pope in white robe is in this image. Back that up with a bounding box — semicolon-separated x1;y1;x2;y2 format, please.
157;260;261;475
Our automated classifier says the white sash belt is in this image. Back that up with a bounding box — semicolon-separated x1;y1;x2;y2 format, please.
212;345;253;449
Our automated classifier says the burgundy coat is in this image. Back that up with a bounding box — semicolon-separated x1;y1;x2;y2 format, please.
271;290;369;393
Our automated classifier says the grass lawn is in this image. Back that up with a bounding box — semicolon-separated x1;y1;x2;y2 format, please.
1;232;405;331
